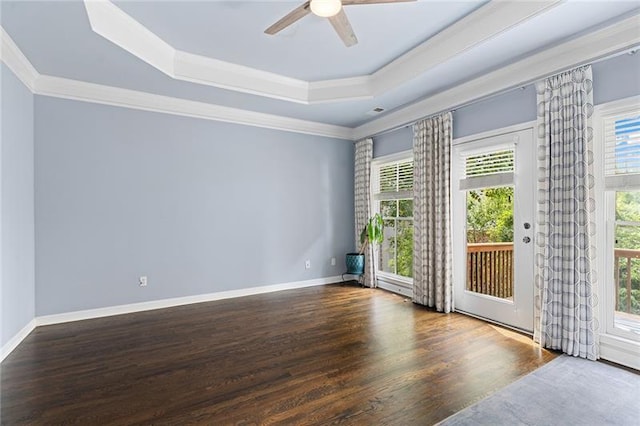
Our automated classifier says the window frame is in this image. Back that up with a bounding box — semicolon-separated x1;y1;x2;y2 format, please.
371;150;414;293
594;95;640;370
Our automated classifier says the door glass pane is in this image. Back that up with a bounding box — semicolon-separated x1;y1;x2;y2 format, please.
466;187;514;299
614;191;640;331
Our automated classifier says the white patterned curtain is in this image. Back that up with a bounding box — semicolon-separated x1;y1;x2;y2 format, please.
534;65;599;360
354;138;375;288
413;112;453;312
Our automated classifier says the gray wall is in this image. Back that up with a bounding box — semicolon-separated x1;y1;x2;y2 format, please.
4;48;639;324
453;85;537;140
35;97;354;315
592;52;640;105
1;64;35;347
373;52;640;157
373;126;413;159
372;86;538;158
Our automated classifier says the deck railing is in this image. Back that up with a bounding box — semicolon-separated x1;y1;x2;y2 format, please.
615;248;640;314
466;242;514;299
466;243;639;314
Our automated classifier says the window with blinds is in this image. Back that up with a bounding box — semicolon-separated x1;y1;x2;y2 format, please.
375;160;413;200
372;155;414;280
604;111;640;190
460;148;515;190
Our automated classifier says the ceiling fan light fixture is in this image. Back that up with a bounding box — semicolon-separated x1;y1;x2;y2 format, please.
310;0;342;18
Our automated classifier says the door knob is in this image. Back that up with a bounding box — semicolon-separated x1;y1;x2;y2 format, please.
523;236;531;243
524;222;531;229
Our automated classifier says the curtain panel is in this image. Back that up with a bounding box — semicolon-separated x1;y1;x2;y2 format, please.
354;138;375;288
413;112;453;312
534;65;599;360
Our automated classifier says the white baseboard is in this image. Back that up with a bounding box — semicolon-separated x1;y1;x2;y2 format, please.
0;276;341;363
599;333;640;370
1;318;37;363
36;276;342;326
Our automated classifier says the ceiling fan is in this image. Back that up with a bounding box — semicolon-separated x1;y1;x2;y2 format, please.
265;0;416;47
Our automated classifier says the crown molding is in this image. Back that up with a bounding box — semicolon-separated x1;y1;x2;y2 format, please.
353;13;640;140
370;0;561;94
84;0;175;75
3;10;638;142
83;0;561;105
34;75;354;139
173;51;310;103
0;27;39;91
1;26;352;140
308;75;372;103
84;0;313;103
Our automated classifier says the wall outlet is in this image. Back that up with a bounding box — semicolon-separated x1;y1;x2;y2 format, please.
139;276;148;287
305;259;311;269
331;257;336;266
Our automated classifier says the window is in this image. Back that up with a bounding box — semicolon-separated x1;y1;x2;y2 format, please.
600;100;640;339
372;153;414;281
604;114;640;181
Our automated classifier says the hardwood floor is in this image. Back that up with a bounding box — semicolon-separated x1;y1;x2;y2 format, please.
1;284;556;425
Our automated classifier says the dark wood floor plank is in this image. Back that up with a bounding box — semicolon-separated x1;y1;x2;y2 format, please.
1;284;556;425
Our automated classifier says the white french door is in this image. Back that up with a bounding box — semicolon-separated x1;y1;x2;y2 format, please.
452;128;535;332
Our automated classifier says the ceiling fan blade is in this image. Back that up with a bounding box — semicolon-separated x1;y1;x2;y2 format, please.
342;0;416;5
328;8;358;47
264;1;312;35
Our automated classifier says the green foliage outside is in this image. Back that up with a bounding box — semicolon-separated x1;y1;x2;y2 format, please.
615;191;640;315
380;199;413;278
466;187;514;243
394;221;413;277
377;184;640;317
617;289;640;315
380;186;515;279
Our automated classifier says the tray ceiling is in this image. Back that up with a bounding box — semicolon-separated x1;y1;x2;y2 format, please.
1;0;639;134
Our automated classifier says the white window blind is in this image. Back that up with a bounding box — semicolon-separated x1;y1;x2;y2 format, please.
374;160;413;200
604;111;640;190
460;148;514;190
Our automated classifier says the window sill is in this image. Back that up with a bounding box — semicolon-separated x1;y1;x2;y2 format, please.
599;332;640;370
376;272;412;287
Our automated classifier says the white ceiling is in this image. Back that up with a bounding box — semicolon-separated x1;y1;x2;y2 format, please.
1;0;639;133
113;0;487;81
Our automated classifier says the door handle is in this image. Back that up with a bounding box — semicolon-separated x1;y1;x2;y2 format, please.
523;236;531;243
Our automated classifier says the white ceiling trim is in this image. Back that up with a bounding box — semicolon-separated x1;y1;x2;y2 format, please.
0;27;39;91
84;0;175;77
353;13;640;140
84;0;312;103
0;27;353;140
174;51;310;103
2;11;638;143
83;0;560;105
371;0;561;94
34;75;354;139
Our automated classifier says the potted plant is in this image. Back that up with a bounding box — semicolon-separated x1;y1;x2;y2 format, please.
345;213;384;276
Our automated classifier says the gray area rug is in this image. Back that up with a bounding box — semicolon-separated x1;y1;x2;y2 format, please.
438;355;640;426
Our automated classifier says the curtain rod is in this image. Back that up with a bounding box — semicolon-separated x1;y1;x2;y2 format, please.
366;47;639;140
